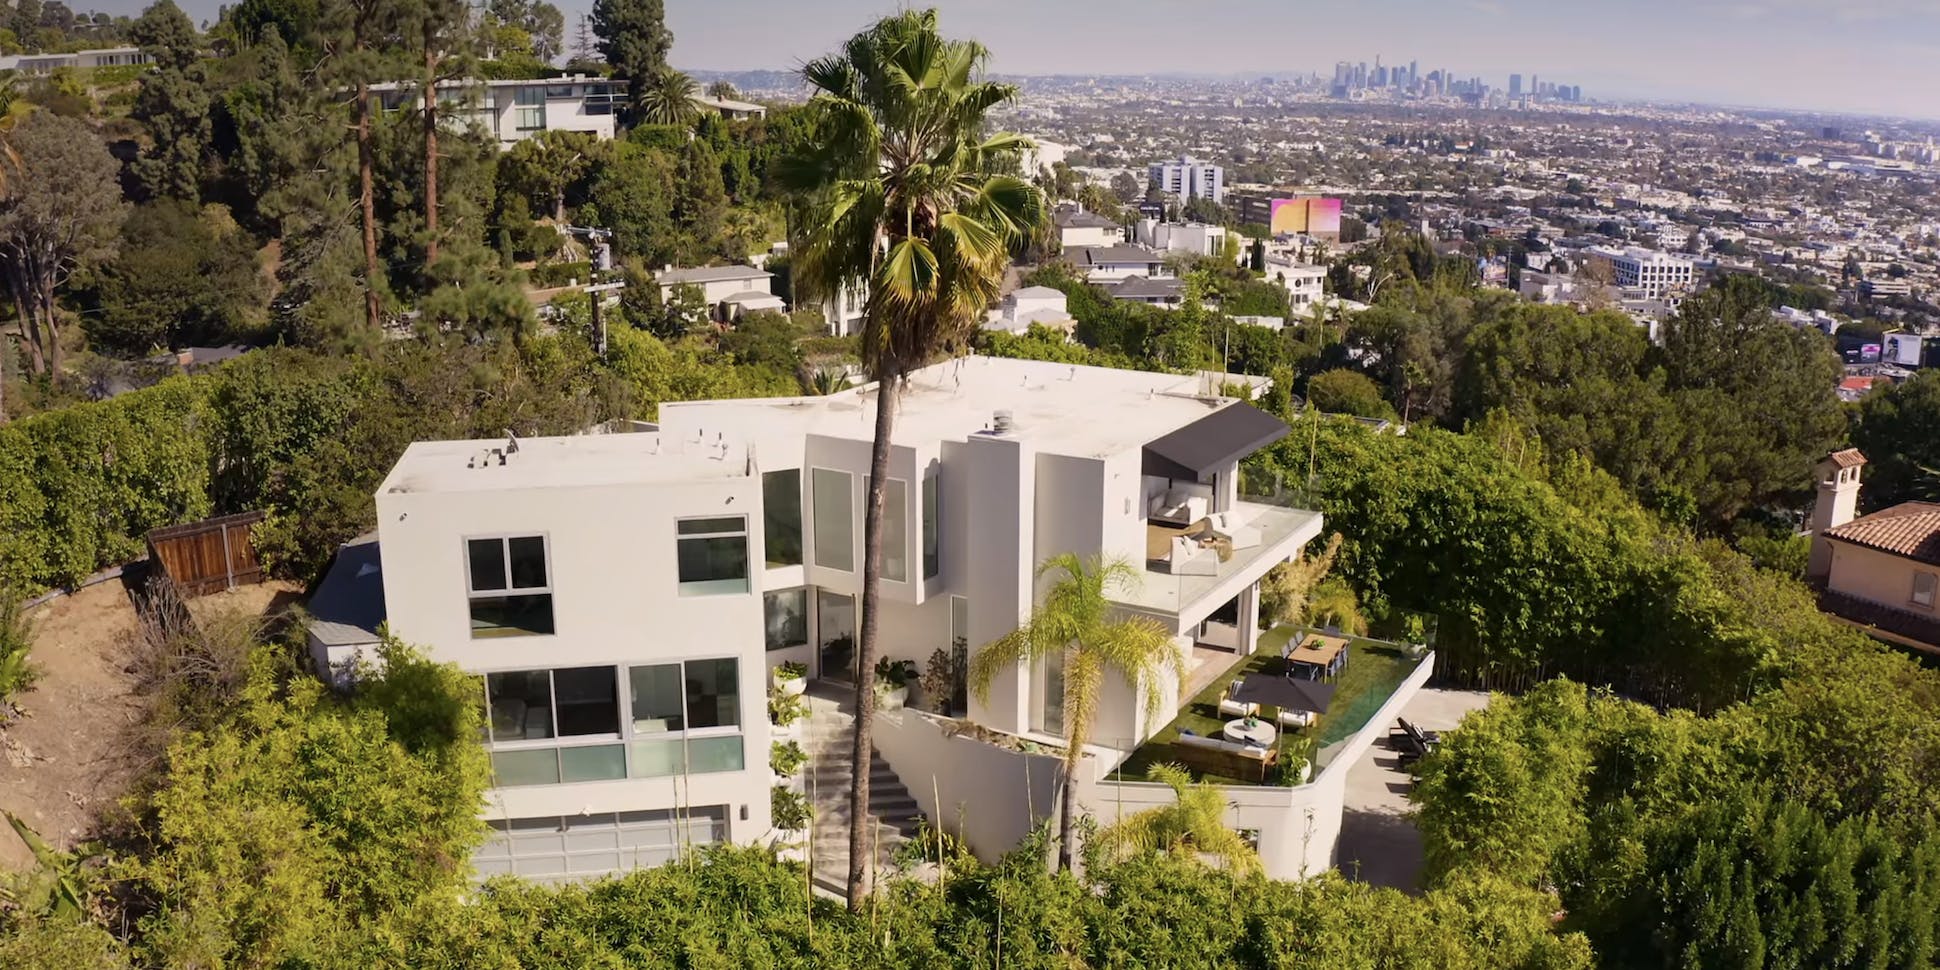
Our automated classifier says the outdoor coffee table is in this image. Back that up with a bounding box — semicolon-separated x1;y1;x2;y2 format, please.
1223;718;1277;747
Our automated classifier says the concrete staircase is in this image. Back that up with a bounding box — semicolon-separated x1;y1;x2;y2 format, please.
803;693;923;894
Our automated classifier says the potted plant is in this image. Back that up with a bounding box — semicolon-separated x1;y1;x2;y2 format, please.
770;739;806;778
1278;737;1315;786
874;657;918;709
919;646;957;715
771;786;811;831
772;661;808;696
768;686;809;732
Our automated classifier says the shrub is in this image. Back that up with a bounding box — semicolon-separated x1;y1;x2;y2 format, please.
0;589;38;711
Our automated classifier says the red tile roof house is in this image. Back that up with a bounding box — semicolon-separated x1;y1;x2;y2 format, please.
1808;449;1940;654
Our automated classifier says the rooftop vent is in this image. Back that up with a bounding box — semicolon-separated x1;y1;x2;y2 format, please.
992;409;1014;435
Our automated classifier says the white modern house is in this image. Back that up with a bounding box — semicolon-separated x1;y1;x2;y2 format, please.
1264;258;1328;312
1135;220;1228;258
311;357;1431;885
691;94;767;120
655;265;786;320
983;286;1074;334
0;46;150;73
370;75;625;147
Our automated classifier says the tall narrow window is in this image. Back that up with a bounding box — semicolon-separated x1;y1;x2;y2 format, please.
1914;573;1937;610
762;470;803;567
467;536;554;638
922;476;940;580
676;517;749;596
764;588;808;651
811;468;854;571
881;478;908;583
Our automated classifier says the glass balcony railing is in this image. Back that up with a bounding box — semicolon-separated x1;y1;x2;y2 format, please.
1114;501;1322;615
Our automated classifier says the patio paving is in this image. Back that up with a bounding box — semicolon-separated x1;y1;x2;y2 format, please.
1336;686;1491;892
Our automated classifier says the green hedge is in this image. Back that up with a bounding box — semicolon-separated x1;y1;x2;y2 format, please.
0;377;215;591
528;261;593;288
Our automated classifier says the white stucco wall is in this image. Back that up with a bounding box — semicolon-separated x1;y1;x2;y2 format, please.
376;474;775;842
870;705;1064;861
1827;542;1938;616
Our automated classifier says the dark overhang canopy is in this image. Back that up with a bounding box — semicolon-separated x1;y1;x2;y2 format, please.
1142;402;1290;483
1231;672;1336;714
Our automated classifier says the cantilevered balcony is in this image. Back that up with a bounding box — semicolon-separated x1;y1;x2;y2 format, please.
1116;498;1322;628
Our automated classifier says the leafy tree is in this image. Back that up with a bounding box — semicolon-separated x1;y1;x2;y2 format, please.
81;200;269;356
0;113;126;377
970;554;1184;873
583;143;679;268
498;128;614;222
1092;764;1262;875
1852;368;1940;509
1109;171;1140;204
705;79;738;100
673;136;728;261
590;0;671;120
784;7;1046;904
1305;368;1393;419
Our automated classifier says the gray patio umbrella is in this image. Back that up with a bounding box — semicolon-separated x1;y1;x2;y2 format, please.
1230;672;1336;714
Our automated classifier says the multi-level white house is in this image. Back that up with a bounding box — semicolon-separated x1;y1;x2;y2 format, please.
370;75;626;148
311;357;1433;885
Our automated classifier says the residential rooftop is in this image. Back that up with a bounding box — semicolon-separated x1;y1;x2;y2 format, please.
661;355;1268;462
656;264;772;285
379;432;750;495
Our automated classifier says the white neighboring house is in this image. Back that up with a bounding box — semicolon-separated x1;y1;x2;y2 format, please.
1055;208;1125;248
1065;244;1171;284
656;265;786;321
1263;258;1328;312
0;46;150;73
1135;220;1227;258
313;357;1428;885
369;75;625;148
691;94;767;120
983;286;1074;334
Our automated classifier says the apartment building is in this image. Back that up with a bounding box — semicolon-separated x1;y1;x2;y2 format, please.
1587;246;1695;299
1264;258;1328;312
1148;156;1225;204
370;75;626;147
317;357;1330;882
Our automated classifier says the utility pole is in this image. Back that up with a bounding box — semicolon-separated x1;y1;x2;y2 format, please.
563;225;624;359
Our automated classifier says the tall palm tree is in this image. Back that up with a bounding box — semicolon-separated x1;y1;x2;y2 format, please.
783;9;1045;906
635;67;698;127
970;554;1185;872
1092;764;1262;875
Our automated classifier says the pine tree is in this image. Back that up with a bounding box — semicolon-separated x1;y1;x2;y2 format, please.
589;0;670;120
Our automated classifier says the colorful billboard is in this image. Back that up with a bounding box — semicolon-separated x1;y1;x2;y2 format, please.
1267;197;1343;239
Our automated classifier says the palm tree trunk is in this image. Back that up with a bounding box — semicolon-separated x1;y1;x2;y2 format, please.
422;43;440;266
846;370;899;909
1058;735;1081;872
357;83;381;331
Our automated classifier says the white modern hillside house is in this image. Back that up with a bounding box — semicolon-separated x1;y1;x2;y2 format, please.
370;75;626;147
309;357;1432;885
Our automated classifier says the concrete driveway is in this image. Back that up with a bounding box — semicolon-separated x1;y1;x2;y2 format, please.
1335;687;1490;892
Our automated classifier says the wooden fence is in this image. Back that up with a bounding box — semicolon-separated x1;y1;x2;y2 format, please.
146;511;266;597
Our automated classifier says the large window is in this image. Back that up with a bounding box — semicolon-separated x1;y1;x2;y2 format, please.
763;470;803;567
922;475;940;580
812;468;854;571
765;588;808;651
513;85;545;132
628;659;744;777
1915;572;1937;610
676;517;749;596
467;536;554;638
484;666;623;785
484;661;743;787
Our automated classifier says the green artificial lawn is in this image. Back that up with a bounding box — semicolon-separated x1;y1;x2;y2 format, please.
1112;626;1422;786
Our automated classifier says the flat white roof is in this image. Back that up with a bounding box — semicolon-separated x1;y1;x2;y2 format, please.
661;356;1264;461
380;432;749;495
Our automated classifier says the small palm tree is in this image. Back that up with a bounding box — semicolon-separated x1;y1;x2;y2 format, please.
1092;764;1262;875
970;554;1186;872
634;67;698;127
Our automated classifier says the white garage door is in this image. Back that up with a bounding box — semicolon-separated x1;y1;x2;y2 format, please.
475;806;727;883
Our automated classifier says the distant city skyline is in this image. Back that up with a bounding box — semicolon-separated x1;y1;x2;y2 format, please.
92;0;1940;120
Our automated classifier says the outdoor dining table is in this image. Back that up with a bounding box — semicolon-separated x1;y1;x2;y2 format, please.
1223;718;1278;747
1286;633;1350;679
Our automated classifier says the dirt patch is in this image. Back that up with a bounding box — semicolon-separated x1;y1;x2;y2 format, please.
0;578;303;871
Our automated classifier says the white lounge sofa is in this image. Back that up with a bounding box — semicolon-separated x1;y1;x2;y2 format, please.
1217;679;1257;718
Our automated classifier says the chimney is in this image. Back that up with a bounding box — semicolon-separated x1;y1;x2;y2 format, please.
991;410;1014;435
1807;449;1867;583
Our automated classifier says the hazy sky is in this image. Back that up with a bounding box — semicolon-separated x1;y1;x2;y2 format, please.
121;0;1940;119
